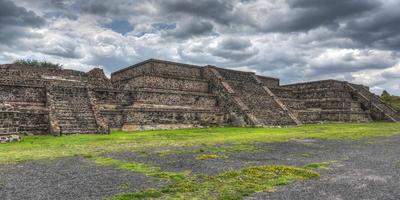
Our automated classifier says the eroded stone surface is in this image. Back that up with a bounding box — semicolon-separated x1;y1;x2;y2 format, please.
0;59;398;135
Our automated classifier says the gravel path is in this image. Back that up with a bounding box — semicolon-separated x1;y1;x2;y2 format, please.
0;157;162;200
247;136;400;200
1;135;399;200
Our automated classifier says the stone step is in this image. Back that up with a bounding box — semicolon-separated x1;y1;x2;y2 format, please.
59;126;98;130
60;129;98;134
58;120;97;124
58;121;97;126
56;112;95;116
54;104;91;107
295;109;371;114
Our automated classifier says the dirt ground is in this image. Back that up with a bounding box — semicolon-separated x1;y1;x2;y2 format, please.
1;135;399;200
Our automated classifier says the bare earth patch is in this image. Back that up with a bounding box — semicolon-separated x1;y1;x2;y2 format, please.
1;133;400;199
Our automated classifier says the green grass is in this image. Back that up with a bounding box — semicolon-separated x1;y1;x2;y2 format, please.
157;144;257;157
300;153;312;158
381;94;400;111
13;59;63;70
195;154;229;160
93;157;319;199
94;157;189;181
304;161;337;170
1;123;399;164
111;165;319;200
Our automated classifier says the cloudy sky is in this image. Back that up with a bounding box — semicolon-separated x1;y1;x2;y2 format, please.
1;0;399;94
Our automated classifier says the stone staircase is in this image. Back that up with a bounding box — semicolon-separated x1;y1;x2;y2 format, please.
271;84;373;123
203;67;260;126
46;83;102;135
251;75;302;125
346;83;400;122
204;66;299;126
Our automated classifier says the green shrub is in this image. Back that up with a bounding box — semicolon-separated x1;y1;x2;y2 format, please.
13;59;63;70
381;91;400;112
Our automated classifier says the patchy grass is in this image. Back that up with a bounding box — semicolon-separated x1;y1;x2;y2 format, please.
94;157;188;181
93;157;320;199
304;161;337;170
300;153;313;158
111;165;319;200
113;189;162;200
1;123;399;164
381;93;400;111
195;154;229;160
94;157;318;199
158;144;257;157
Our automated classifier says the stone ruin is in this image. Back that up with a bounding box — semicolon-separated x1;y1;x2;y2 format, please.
0;59;399;137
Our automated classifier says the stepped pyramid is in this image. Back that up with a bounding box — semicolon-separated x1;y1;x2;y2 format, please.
0;59;398;136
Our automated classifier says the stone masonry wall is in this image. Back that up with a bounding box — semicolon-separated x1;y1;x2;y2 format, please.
111;59;202;83
276;80;373;123
0;85;46;103
119;75;209;93
0;59;398;136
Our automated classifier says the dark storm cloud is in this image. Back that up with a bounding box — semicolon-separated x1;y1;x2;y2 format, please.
310;59;394;76
342;5;400;50
159;0;235;25
263;0;379;33
0;0;45;43
33;0;146;19
211;38;259;61
219;38;252;50
103;19;134;35
163;20;214;39
3;0;400;94
48;0;125;16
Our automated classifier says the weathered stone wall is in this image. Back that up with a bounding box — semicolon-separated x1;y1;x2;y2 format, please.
110;62;228;131
134;90;217;108
215;68;255;82
0;105;19;135
87;68;113;89
296;110;371;123
111;59;203;83
119;75;209;93
18;113;49;134
275;80;374;123
94;89;132;105
101;110;124;129
0;85;46;103
0;83;48;135
93;89;129;129
203;66;257;126
206;67;298;126
0;64;87;85
123;110;225;128
281;80;346;90
0;59;398;136
256;75;280;88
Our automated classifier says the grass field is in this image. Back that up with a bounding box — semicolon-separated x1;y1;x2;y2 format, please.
382;94;400;111
1;122;399;165
1;122;400;199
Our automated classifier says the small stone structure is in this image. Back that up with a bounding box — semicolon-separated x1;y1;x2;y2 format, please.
0;59;398;136
0;135;21;143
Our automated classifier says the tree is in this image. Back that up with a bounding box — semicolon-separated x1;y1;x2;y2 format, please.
381;90;390;98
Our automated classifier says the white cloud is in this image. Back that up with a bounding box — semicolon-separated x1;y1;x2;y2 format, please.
1;0;400;95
